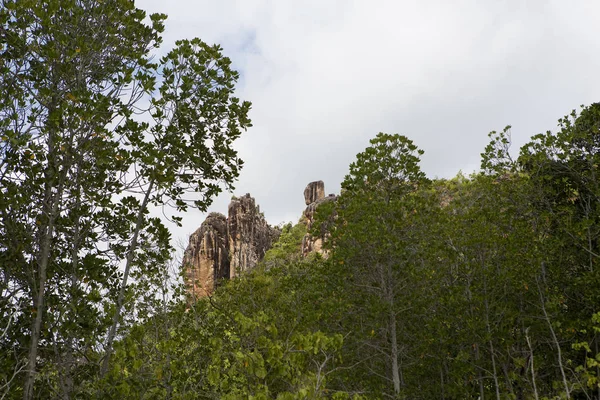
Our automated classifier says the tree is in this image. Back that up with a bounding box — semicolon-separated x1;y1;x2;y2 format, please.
0;0;251;397
325;133;431;397
1;1;165;396
519;104;600;398
101;35;252;376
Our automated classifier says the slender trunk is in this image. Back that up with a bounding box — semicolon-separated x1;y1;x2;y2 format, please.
51;332;72;400
536;277;570;398
488;339;500;400
382;261;401;396
587;225;593;272
23;186;61;400
483;285;500;400
23;122;64;399
466;277;484;399
475;343;485;400
23;224;53;400
162;267;173;399
63;341;74;400
595;338;600;400
101;179;154;375
61;171;82;400
525;328;539;400
390;309;400;395
501;362;515;399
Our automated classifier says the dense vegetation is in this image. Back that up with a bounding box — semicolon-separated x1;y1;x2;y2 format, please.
2;0;600;399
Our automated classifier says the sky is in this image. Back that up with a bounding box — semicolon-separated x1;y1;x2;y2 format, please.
136;0;600;252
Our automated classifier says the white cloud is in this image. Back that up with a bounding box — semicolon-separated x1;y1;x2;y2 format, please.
136;0;600;248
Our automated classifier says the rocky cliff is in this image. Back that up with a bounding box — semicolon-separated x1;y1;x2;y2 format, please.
228;195;279;278
301;181;337;257
183;213;229;298
183;182;337;299
183;194;279;298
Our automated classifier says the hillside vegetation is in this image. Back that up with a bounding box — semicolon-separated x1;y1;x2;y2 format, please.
2;0;600;398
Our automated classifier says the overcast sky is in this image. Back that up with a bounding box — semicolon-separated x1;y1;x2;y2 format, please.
136;0;600;251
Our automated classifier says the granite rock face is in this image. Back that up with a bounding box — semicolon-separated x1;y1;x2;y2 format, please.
228;194;280;278
183;195;279;298
302;181;337;257
183;213;229;298
303;180;325;205
184;182;339;299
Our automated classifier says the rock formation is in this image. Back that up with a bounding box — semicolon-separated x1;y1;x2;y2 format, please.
301;181;337;257
228;195;279;278
183;194;279;298
183;182;338;299
303;180;325;205
183;213;229;298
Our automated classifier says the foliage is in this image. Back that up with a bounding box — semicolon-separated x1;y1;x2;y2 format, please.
0;0;249;398
2;1;600;397
263;220;307;265
100;257;352;399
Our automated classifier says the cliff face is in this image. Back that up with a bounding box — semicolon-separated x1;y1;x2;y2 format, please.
228;195;279;278
183;213;229;298
301;181;337;257
183;195;279;298
183;182;337;299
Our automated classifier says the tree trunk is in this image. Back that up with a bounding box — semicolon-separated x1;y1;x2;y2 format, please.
23;121;64;399
382;261;401;396
525;328;539;400
483;283;501;400
23;185;61;400
101;179;154;375
536;277;570;398
60;169;83;400
440;364;446;400
390;309;400;395
475;343;485;400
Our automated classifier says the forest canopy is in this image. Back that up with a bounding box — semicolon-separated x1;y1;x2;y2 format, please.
2;0;600;399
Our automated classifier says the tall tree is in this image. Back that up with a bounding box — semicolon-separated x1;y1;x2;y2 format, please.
101;36;251;376
1;1;165;396
519;104;600;398
0;0;251;397
326;133;431;397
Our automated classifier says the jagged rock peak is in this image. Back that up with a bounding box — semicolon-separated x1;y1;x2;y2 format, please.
302;182;337;257
183;195;280;300
228;194;279;278
183;212;229;298
304;181;325;205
